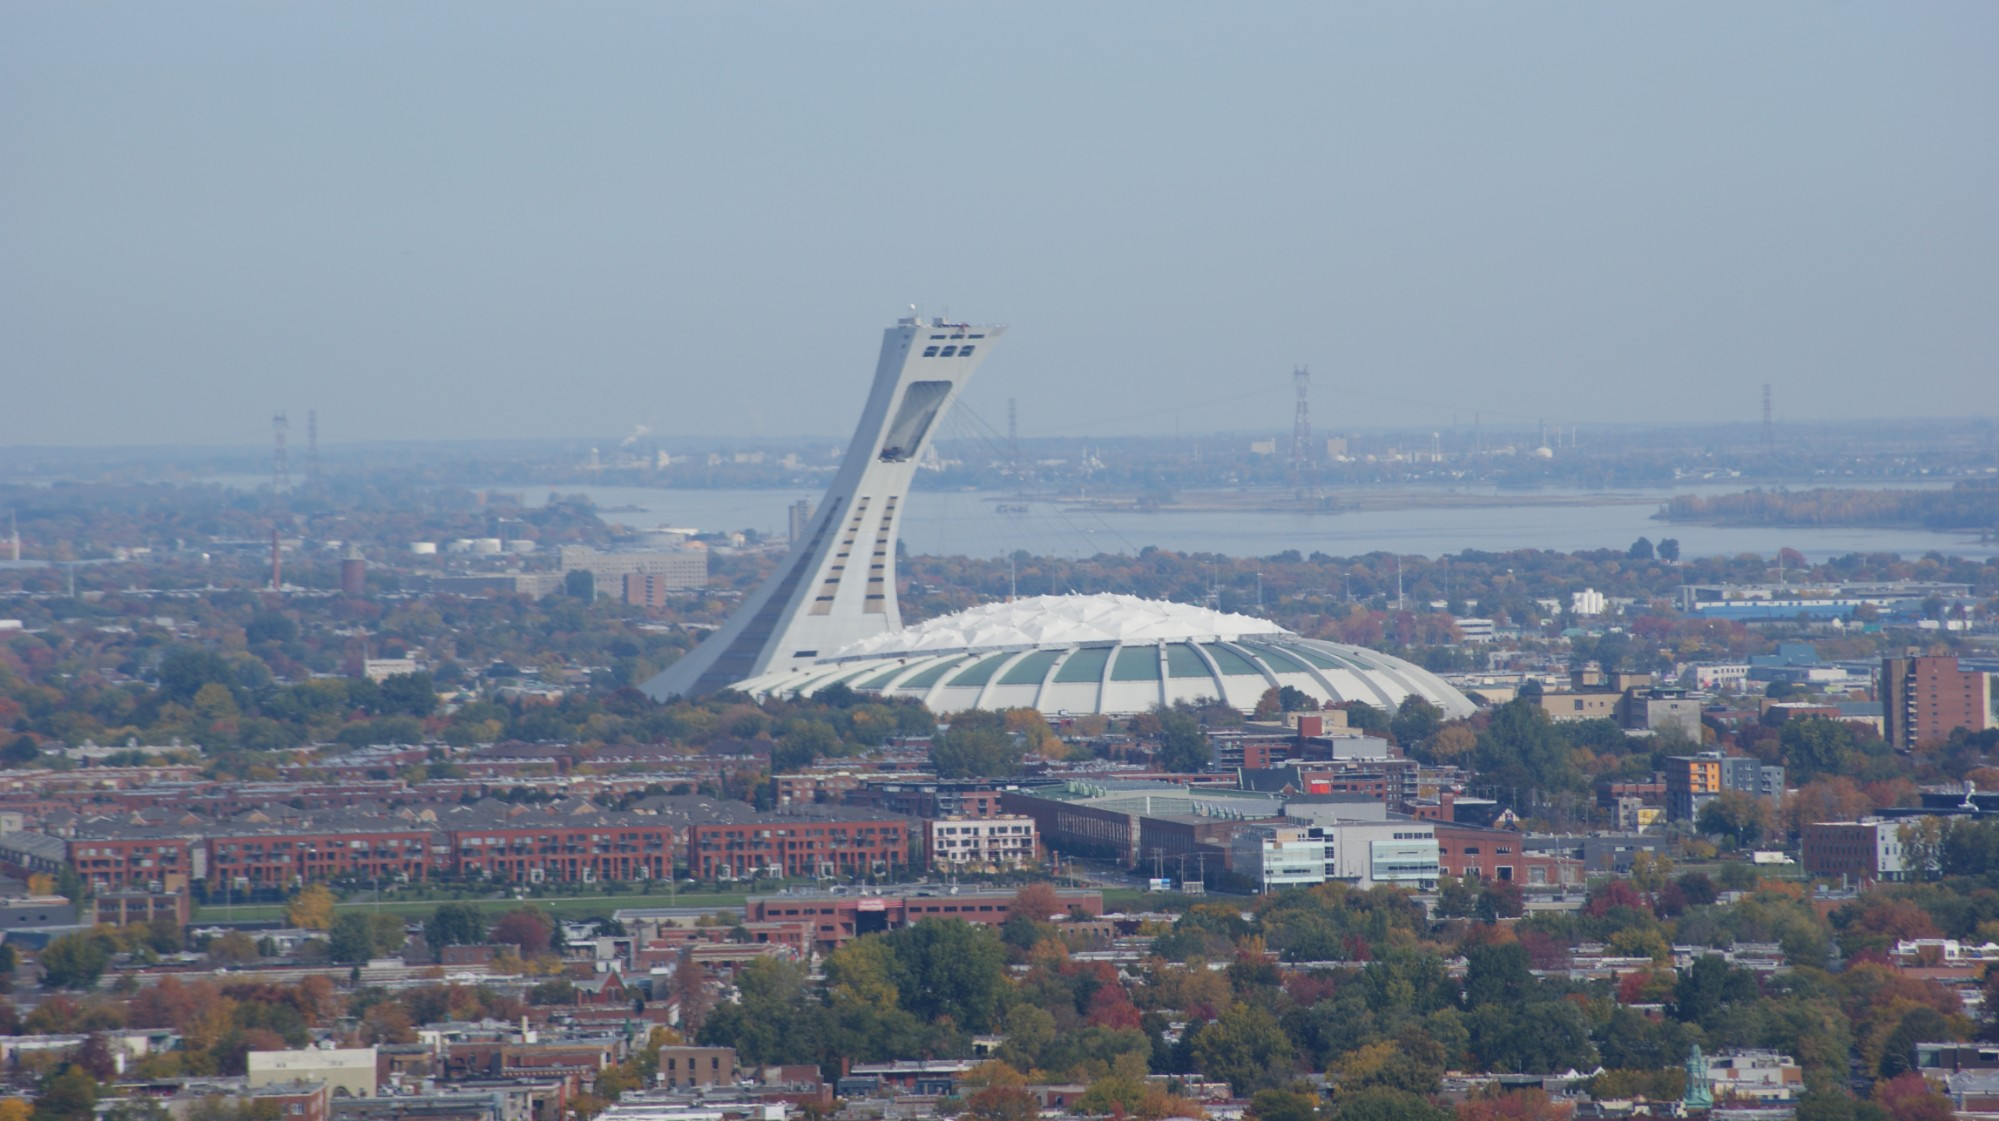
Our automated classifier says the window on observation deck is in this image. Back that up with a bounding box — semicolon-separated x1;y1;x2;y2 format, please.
922;346;939;357
959;345;974;356
939;346;958;357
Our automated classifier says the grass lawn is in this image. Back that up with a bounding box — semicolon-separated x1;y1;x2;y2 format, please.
193;891;750;924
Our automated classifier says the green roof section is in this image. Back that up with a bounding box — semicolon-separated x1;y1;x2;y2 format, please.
1241;642;1312;675
948;653;1016;688
1204;643;1264;676
1111;646;1163;681
1165;643;1212;678
855;664;911;690
1291;645;1355;671
898;657;969;690
814;667;879;691
1053;646;1112;683
999;649;1062;686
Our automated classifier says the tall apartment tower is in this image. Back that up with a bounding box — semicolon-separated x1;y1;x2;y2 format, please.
1882;655;1995;751
642;314;1004;699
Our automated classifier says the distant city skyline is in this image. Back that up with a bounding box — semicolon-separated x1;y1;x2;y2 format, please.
3;3;1997;447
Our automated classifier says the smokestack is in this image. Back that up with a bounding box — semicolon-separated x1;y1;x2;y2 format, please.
340;546;366;597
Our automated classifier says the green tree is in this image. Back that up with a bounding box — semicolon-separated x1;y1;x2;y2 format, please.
1463;942;1532;1009
375;673;438;718
1475;699;1578;797
882;919;1008;1031
38;933;110;990
1670;954;1759;1031
1249;1089;1321;1121
931;711;1025;779
32;1066;99;1121
244;612;298;645
697;957;821;1066
1157;710;1211;773
1389;697;1443;748
1467;1000;1597;1074
157;648;236;705
424;903;485;953
1698;790;1772;848
1781;718;1856;779
1190;1002;1296;1095
329;913;406;964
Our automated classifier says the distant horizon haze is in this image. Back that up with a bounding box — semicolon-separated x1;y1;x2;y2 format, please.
3;3;1996;446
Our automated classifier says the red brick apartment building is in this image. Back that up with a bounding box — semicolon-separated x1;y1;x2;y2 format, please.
67;832;195;890
1884;655;1994;751
448;822;674;882
1433;822;1583;886
683;810;907;880
207;824;435;888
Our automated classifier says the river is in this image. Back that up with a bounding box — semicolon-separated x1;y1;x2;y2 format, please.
518;482;1997;563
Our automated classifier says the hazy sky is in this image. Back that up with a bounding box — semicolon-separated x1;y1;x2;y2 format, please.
4;3;1996;448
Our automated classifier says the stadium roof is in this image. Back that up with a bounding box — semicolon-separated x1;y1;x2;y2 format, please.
732;593;1475;719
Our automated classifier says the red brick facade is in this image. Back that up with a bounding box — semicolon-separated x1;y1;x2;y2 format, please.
685;817;906;880
208;827;434;888
67;836;194;890
1433;822;1581;886
1884;655;1993;752
449;823;675;883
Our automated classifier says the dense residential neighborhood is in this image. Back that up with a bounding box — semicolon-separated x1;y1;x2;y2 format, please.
0;474;1993;1121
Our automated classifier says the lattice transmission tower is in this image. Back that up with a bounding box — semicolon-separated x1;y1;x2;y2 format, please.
272;412;290;494
1289;366;1314;493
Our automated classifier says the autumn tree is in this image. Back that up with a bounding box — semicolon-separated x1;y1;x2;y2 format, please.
1425;723;1477;763
1872;1072;1953;1121
1456;1088;1573;1121
491;908;555;956
286;885;336;931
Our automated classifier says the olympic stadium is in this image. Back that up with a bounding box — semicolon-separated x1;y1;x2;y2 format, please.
641;314;1476;721
730;593;1476;718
